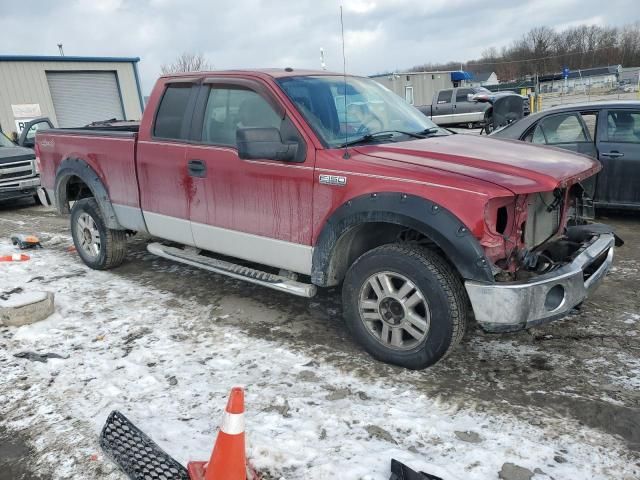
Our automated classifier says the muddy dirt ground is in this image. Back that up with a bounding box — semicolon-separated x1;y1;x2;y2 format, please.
1;198;639;478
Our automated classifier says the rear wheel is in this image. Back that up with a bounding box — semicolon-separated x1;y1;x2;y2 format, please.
70;198;127;270
342;244;467;369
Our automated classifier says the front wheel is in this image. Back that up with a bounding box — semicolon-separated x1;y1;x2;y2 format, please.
70;198;127;270
342;244;467;369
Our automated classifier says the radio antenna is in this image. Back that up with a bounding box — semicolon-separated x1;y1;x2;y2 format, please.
340;5;350;159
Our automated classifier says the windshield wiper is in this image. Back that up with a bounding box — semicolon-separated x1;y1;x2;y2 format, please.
413;127;441;137
338;130;428;148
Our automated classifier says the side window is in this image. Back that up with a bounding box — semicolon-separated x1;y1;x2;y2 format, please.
607;111;640;143
437;90;452;104
202;88;282;146
455;88;472;103
580;112;597;140
528;113;588;145
153;84;192;140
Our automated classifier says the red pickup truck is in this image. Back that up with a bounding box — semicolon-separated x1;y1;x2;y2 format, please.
34;69;618;369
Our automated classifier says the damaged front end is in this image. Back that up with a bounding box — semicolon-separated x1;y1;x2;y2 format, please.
467;186;621;333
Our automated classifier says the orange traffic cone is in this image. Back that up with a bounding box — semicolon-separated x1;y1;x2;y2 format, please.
0;253;30;262
188;387;247;480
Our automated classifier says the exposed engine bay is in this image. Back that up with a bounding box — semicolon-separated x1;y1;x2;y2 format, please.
480;182;613;281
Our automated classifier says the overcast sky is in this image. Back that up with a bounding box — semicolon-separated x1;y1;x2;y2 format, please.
0;0;636;93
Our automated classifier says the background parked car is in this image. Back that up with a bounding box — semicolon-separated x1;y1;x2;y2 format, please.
491;101;640;210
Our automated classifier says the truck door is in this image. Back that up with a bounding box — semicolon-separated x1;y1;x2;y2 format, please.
432;90;453;123
137;80;202;246
595;109;640;207
185;78;315;274
452;88;475;125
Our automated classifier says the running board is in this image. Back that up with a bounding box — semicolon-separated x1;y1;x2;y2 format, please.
147;242;317;298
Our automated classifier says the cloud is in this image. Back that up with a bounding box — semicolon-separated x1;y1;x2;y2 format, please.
0;0;635;93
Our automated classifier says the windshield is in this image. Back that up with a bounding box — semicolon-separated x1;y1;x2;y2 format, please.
0;132;15;147
277;75;447;147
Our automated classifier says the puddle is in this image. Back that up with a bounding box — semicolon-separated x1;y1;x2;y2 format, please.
0;426;50;480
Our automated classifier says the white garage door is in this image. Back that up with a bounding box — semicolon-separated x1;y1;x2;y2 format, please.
46;71;125;127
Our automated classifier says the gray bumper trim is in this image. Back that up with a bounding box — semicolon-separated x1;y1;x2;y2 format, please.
465;233;615;332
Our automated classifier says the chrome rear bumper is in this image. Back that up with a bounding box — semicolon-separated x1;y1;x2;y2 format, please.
465;233;615;332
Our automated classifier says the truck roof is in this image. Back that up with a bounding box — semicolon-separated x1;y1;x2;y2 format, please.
159;68;348;80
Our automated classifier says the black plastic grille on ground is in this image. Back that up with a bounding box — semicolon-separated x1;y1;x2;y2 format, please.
389;459;443;480
100;410;189;480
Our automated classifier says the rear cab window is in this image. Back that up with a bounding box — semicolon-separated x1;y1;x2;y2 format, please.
153;84;194;140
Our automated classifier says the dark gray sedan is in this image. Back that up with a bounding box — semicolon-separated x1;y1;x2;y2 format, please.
492;100;640;209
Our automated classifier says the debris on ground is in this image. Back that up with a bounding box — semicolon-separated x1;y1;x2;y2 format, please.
0;290;55;326
498;463;534;480
11;234;43;250
389;459;443;480
454;430;483;444
13;351;68;363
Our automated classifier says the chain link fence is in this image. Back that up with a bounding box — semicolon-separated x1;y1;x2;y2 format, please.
540;88;639;111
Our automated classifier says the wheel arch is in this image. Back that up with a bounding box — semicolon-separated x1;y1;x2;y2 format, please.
311;193;494;287
54;157;123;230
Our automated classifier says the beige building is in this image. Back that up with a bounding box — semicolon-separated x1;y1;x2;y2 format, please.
370;70;472;108
0;55;144;134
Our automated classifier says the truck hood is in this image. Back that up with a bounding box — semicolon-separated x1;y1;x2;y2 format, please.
354;134;600;194
0;145;35;165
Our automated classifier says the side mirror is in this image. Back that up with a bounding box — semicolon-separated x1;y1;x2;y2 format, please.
236;127;298;162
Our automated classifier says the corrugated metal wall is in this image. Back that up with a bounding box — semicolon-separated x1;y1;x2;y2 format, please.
0;60;142;133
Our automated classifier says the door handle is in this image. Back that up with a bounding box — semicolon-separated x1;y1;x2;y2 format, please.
187;159;207;177
601;151;624;159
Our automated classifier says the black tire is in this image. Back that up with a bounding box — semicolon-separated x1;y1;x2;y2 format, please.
342;244;467;369
33;193;42;205
70;198;127;270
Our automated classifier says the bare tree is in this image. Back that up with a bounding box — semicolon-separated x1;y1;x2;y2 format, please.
161;53;212;74
406;22;640;81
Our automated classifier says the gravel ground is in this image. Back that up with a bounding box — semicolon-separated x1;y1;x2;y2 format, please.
0;199;639;479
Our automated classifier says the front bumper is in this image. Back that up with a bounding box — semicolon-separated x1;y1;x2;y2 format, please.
0;176;40;202
465;232;615;332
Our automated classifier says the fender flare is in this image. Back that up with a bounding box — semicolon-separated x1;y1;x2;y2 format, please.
54;157;123;230
311;192;494;286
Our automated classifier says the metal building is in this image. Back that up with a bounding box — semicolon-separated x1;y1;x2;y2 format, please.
0;55;144;135
370;70;472;108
